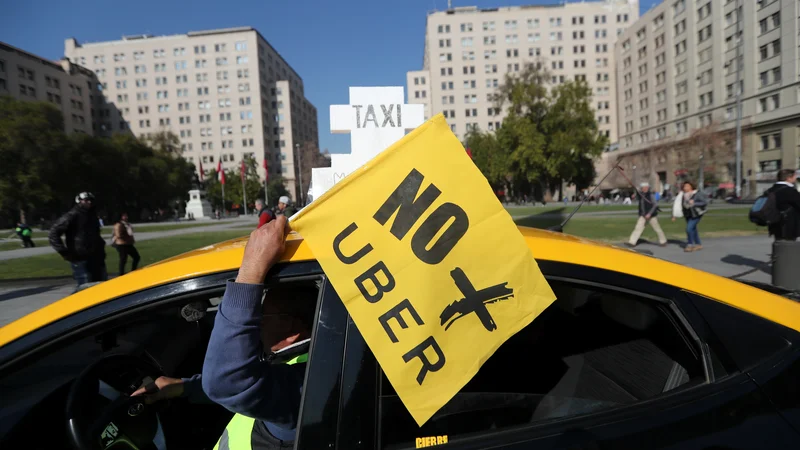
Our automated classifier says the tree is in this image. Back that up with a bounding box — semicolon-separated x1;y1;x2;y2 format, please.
0;96;195;226
294;141;331;203
468;65;608;201
204;156;265;212
0;96;69;224
141;129;181;155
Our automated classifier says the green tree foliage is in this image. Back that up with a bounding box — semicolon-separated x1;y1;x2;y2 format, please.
0;96;195;226
467;65;608;201
204;156;277;212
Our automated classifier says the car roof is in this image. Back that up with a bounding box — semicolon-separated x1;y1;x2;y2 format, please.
2;227;799;347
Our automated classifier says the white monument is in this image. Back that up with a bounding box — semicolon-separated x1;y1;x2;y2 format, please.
185;189;213;220
309;87;425;201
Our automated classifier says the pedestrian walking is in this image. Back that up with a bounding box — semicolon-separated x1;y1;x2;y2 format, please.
627;182;667;247
765;169;800;241
673;181;708;252
275;195;295;217
255;198;275;228
9;222;35;248
49;192;108;289
112;212;140;275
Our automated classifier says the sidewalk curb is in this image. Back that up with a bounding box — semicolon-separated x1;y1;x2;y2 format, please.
0;276;73;284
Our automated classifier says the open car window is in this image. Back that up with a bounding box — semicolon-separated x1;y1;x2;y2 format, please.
378;279;706;448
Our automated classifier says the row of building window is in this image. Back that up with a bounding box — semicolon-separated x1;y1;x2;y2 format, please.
436;14;628;34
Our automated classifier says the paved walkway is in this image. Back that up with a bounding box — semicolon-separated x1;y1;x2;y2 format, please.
0;234;776;328
0;218;256;262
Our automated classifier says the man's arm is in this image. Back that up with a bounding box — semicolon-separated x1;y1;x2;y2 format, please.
786;189;800;212
48;211;73;258
202;217;290;420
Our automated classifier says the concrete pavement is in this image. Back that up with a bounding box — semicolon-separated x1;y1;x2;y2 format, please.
0;218;256;262
0;234;776;328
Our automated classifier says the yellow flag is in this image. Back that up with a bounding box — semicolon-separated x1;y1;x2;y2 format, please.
290;114;556;426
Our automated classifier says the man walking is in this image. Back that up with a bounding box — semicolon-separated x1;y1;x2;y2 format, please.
628;182;667;247
767;169;800;241
275;196;295;217
255;198;275;228
49;192;108;289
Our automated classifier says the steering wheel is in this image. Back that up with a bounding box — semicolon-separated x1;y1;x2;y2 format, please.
66;353;168;450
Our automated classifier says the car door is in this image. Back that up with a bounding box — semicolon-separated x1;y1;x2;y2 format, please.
334;261;800;449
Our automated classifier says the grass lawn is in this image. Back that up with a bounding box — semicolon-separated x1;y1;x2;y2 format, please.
515;209;766;242
0;230;248;280
0;222;224;252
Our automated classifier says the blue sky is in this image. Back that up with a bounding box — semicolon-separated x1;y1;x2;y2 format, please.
1;0;659;154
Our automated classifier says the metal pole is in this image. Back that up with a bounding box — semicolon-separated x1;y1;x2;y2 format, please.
221;180;226;218
242;169;248;216
734;0;743;198
699;153;705;189
296;143;304;206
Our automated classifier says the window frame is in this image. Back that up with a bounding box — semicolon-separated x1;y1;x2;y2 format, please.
338;261;728;449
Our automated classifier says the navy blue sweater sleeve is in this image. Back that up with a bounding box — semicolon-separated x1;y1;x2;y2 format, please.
202;281;302;423
180;374;215;404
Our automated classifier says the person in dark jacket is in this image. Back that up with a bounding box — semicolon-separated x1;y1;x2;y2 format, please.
275;196;295;217
49;192;108;288
627;182;667;247
255;198;275;229
132;216;314;449
766;168;800;241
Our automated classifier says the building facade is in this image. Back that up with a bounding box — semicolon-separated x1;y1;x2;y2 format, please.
0;41;100;135
407;0;640;144
610;0;800;197
64;27;318;201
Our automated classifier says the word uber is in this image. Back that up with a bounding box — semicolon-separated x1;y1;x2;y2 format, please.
332;168;469;385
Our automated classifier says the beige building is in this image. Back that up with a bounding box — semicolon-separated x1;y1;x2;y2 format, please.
64;27;318;201
0;41;100;135
407;0;640;144
610;0;800;197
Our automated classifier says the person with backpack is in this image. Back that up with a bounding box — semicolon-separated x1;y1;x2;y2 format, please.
255;198;275;228
672;181;708;252
758;169;800;241
9;222;35;248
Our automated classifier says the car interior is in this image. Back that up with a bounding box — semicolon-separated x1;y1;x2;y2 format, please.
379;279;707;448
0;278;321;450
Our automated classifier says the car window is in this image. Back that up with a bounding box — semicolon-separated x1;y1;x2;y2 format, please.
378;279;706;449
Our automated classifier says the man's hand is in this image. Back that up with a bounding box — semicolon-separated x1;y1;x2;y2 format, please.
237;215;290;284
645;214;651;220
672;217;676;222
131;376;184;404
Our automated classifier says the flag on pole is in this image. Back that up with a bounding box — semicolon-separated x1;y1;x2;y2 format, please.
465;147;472;159
263;158;269;181
199;161;205;181
217;159;225;185
289;114;556;426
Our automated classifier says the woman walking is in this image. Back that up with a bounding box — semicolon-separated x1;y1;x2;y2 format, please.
112;213;140;275
672;181;708;252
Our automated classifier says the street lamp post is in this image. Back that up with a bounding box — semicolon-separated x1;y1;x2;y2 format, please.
699;153;705;189
632;165;637;185
734;0;743;198
295;143;304;206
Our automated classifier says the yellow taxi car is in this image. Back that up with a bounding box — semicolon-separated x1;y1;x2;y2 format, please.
2;227;800;450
